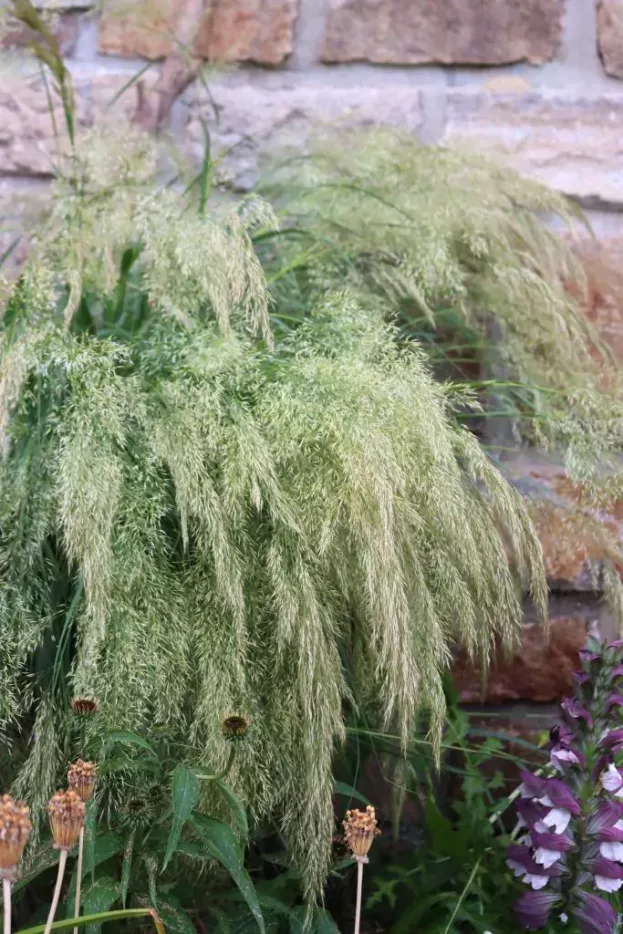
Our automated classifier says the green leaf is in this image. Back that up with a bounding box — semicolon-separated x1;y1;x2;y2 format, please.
289;907;339;934
190;815;265;934
333;781;371;805
81;877;120;934
162;765;200;870
156;897;197;934
314;909;339;934
83;832;124;877
145;855;158;907
215;778;249;841
106;730;158;759
288;907;306;934
14;908;163;934
120;829;135;908
12;844;59;893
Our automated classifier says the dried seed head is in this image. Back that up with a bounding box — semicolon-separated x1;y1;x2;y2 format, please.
221;714;251;742
71;697;98;717
48;790;85;850
0;795;31;879
343;806;381;861
68;759;97;802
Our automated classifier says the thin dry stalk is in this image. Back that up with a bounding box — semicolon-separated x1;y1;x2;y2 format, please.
3;878;11;934
73;827;84;934
353;857;365;934
44;848;67;934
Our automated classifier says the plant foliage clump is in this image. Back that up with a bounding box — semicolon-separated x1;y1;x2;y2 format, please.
0;129;546;897
260;129;623;482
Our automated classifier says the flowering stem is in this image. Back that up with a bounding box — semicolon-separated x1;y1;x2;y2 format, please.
4;878;11;934
73;828;85;934
196;746;236;783
354;856;365;934
443;857;481;934
44;849;68;934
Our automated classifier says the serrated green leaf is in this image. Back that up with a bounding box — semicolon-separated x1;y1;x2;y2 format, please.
83;831;124;877
120;829;135;908
12;844;59;893
81;877;120;934
162;765;200;870
190;815;264;934
156;897;197;934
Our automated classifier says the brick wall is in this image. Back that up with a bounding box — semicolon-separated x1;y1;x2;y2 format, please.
2;0;623;729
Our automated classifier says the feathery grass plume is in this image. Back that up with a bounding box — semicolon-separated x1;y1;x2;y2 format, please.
259;129;623;486
0;127;547;899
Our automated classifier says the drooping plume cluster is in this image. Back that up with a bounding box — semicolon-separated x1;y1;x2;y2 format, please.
509;639;623;933
0;128;547;897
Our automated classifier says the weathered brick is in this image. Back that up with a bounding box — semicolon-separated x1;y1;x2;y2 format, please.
444;90;623;208
502;455;623;593
0;74;88;176
454;614;591;704
0;14;79;55
321;0;563;65
598;0;623;78
570;238;623;364
98;0;299;65
182;79;423;188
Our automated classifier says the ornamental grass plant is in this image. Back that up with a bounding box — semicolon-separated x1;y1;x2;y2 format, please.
0;106;548;905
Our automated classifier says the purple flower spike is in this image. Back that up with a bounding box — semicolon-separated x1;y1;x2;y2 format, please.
600;763;623;797
507;845;563;887
514;891;560;930
608;639;623;649
579;649;602;664
588;857;623;879
551;745;583;772
573;891;617;934
600;729;623;750
530;829;574;852
539;778;582;815
519;770;547;799
562;698;594;728
516;798;548;829
587;800;623;836
605;693;623;711
574;671;591;686
611;663;623;679
549;723;575;748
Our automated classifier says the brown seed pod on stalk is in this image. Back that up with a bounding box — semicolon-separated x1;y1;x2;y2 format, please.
343;806;381;862
0;795;31;880
343;806;381;934
68;759;97;803
48;790;85;850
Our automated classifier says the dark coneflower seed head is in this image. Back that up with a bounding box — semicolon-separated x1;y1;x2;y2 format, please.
0;795;31;879
48;790;85;850
221;714;251;741
71;697;98;717
343;806;381;861
68;759;97;802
